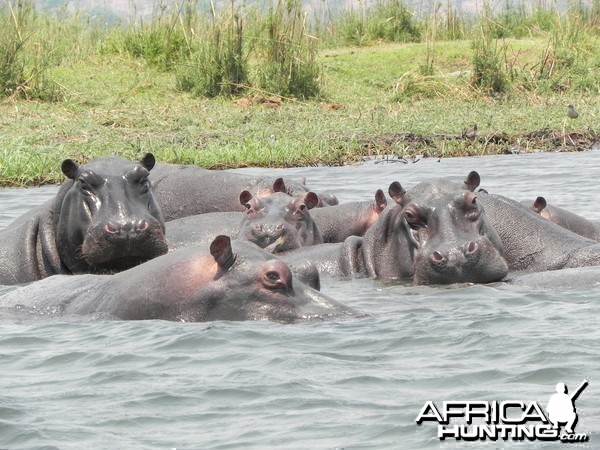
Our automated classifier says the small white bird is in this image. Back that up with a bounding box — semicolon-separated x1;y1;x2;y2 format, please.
567;104;579;119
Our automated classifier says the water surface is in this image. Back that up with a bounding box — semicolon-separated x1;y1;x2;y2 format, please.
1;152;598;449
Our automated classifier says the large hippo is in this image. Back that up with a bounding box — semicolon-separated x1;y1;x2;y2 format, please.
478;192;600;272
166;190;323;253
150;163;338;221
523;196;600;241
0;154;168;285
309;190;388;243
282;172;509;285
0;236;354;323
397;172;508;284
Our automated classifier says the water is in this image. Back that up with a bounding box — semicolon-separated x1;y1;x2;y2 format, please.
1;152;599;449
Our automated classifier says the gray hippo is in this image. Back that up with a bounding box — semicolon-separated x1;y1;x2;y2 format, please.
0;154;168;285
505;265;600;290
166;190;323;253
523;196;600;241
478;192;600;272
0;236;355;323
282;172;509;285
397;172;508;284
309;190;388;243
150;163;338;221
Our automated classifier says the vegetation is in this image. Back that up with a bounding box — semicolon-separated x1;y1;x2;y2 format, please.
0;0;599;185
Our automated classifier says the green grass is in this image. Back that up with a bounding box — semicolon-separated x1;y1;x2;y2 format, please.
1;0;599;186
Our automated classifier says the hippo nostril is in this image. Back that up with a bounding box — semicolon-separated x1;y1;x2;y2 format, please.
432;251;445;262
465;241;478;255
137;220;148;232
105;223;118;234
276;224;285;231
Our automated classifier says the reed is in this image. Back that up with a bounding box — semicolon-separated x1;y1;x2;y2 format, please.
175;0;248;97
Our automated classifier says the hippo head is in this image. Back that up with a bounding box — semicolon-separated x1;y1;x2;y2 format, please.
171;236;353;323
238;190;323;253
402;171;508;285
55;153;168;273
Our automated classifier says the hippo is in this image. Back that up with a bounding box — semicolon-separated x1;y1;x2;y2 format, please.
478;191;600;272
523;196;600;241
396;172;508;284
150;163;338;221
282;172;509;285
504;265;600;290
166;190;323;253
0;236;354;323
309;190;388;243
0;154;168;285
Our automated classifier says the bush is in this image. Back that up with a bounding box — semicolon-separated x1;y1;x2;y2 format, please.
254;0;321;99
176;8;248;97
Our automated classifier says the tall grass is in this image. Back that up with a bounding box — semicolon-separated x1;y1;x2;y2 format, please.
331;0;421;46
3;0;600;102
175;0;321;99
254;0;321;99
102;0;194;70
0;0;60;100
176;1;248;97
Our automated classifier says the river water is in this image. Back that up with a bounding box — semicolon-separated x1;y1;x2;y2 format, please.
0;152;598;449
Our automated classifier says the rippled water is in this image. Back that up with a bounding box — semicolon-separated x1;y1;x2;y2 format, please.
1;152;599;449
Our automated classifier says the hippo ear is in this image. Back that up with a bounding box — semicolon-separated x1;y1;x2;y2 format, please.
210;235;236;270
374;189;387;212
533;196;547;213
463;171;480;191
273;177;287;193
304;192;319;210
388;182;407;205
239;190;253;207
140;153;156;171
61;159;79;180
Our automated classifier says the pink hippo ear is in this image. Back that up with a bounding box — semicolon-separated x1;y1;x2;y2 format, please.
533;196;547;213
388;181;407;206
61;159;79;180
374;189;387;212
272;177;287;193
304;192;319;210
463;171;480;191
210;235;236;270
140;153;156;171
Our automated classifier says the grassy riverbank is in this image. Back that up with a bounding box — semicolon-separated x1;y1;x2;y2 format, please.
1;1;599;186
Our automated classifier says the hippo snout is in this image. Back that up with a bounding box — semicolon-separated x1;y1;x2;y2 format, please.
430;241;481;264
104;219;150;235
416;236;508;285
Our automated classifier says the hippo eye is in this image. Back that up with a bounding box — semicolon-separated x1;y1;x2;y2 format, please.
266;271;279;282
466;205;481;222
404;209;426;230
264;270;287;290
78;179;94;196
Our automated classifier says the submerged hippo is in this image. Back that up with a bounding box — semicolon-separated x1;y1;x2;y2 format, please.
150;163;338;221
478;192;600;272
0;236;354;323
523;196;600;241
166;190;323;253
309;190;388;243
0;154;168;285
282;172;509;285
